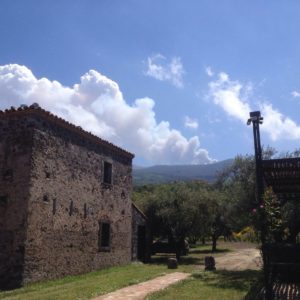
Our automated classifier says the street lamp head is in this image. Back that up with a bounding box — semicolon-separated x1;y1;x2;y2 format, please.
250;111;261;118
247;111;263;125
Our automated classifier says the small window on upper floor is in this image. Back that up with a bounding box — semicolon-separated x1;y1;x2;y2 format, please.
103;161;112;185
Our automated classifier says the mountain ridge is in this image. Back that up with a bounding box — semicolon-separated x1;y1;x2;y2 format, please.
133;159;233;185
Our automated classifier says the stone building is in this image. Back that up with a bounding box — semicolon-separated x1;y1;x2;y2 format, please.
132;203;150;262
0;104;144;289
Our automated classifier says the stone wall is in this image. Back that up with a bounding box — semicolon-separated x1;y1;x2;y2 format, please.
132;204;150;262
0;116;33;288
0;109;134;287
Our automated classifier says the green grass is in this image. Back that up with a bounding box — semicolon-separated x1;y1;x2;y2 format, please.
0;263;172;300
147;269;260;300
0;243;259;300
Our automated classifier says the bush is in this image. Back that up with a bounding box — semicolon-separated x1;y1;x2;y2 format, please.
233;226;259;243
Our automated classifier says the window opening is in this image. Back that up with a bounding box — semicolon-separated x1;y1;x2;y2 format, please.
0;195;8;207
98;221;111;251
103;162;112;185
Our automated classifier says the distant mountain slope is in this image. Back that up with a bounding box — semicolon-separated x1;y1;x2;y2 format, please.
133;159;234;186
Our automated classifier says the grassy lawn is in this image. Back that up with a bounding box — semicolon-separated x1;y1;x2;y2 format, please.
0;242;260;300
148;270;260;300
148;242;261;299
0;263;172;300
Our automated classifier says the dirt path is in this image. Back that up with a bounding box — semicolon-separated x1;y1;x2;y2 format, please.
92;272;190;300
214;246;262;271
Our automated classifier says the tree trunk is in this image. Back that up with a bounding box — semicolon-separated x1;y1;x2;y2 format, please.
212;235;217;252
175;241;181;260
175;249;181;260
175;238;185;260
189;236;197;244
202;237;205;245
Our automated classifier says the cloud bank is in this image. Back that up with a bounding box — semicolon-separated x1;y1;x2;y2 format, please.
145;54;184;88
0;64;214;165
208;72;300;141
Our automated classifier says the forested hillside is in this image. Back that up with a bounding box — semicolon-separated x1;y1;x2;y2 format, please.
133;159;233;185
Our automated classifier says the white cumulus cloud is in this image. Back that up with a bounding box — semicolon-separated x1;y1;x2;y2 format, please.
184;116;198;129
145;54;184;88
0;64;214;165
260;103;300;140
208;71;300;141
208;72;251;122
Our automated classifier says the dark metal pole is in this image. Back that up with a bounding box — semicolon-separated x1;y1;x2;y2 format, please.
247;111;272;299
253;120;263;206
248;111;263;205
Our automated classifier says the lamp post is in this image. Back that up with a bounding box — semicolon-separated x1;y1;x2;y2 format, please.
247;111;272;300
247;111;264;208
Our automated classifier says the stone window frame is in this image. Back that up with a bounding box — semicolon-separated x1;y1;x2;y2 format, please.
102;160;113;186
98;220;111;252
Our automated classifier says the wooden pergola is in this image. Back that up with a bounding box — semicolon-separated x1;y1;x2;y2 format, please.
262;158;300;203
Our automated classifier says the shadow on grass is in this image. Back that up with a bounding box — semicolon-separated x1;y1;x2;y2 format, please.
193;269;261;292
149;255;204;266
190;248;230;255
243;279;264;300
180;256;204;265
149;244;231;267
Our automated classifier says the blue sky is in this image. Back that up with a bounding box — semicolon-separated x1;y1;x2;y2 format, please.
1;1;300;165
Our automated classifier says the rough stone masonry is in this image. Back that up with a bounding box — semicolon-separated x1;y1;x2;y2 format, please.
0;104;135;289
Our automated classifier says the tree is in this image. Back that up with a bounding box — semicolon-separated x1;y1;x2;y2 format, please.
214;154;256;232
133;181;234;255
133;181;218;258
208;190;233;252
214;147;277;232
215;147;300;245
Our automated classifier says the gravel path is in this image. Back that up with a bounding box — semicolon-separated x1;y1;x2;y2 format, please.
215;247;262;271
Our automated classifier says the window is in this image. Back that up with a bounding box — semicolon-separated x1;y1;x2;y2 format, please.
0;195;8;208
84;203;87;219
103;162;112;185
98;221;111;251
